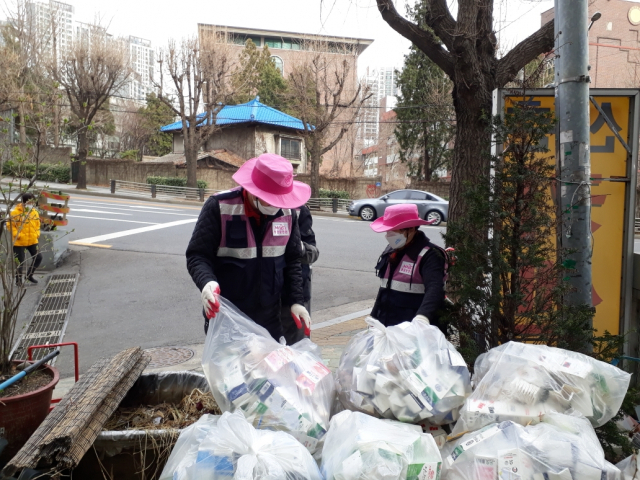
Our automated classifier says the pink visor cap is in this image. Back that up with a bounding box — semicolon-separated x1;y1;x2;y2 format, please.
232;153;311;209
370;203;435;233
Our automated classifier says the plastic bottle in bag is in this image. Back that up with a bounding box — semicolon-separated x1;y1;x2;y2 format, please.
336;316;471;426
452;341;631;437
321;410;443;480
442;412;621;480
160;411;323;480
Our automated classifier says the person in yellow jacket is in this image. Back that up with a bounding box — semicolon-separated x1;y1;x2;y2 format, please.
8;193;42;286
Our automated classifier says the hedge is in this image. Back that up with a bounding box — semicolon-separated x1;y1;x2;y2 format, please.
146;176;208;190
2;161;71;184
318;188;350;199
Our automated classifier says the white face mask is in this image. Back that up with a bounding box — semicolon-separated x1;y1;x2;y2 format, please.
385;231;407;249
255;198;280;216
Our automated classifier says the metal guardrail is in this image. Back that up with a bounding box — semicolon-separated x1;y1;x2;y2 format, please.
306;197;351;214
110;180;221;202
636;217;640;233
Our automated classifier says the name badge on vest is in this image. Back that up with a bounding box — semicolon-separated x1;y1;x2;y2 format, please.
399;261;414;276
272;222;290;236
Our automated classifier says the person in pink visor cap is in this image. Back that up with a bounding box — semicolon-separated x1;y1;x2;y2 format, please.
369;203;449;333
186;153;312;341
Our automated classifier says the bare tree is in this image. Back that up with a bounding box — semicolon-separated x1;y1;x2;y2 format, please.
156;31;235;188
48;23;131;189
375;0;554;222
287;42;372;197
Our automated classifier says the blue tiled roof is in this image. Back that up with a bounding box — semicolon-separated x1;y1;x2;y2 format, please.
160;97;308;132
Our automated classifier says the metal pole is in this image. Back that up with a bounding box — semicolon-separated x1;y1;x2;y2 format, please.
555;0;593;311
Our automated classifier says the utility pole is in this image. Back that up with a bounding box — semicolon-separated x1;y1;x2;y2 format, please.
554;0;593;313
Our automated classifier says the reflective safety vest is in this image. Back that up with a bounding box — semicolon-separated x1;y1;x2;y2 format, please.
372;231;448;328
215;188;294;309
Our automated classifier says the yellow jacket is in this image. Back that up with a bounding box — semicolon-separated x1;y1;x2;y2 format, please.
8;204;40;247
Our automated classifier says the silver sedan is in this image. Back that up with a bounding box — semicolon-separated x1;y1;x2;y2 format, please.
347;189;449;225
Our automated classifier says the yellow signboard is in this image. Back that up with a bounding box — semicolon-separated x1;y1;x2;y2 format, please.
502;90;638;336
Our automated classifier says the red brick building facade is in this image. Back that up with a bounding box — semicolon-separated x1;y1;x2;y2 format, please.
542;0;640;88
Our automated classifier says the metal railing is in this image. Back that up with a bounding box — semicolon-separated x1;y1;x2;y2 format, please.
110;180;221;202
636;218;640;233
306;197;351;214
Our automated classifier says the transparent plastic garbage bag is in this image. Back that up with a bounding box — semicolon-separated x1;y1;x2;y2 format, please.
442;412;621;480
452;341;630;436
202;298;335;452
336;317;471;425
160;411;323;480
617;452;640;480
320;410;443;480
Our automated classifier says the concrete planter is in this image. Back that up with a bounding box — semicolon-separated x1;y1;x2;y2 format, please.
39;228;70;271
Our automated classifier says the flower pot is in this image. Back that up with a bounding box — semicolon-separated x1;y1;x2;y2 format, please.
74;371;210;480
0;362;59;464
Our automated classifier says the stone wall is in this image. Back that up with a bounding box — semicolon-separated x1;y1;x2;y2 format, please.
85;159;176;185
175;167;237;191
295;174;383;199
406;180;451;199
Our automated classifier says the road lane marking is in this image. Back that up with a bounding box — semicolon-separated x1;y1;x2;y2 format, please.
71;208;132;215
70;195;202;210
67;215;159;225
71;218;197;244
70;204;198;217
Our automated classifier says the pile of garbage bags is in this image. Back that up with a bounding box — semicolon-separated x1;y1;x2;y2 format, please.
442;411;620;480
160;411;323;480
452;342;631;437
321;410;442;480
617;452;640;479
336;317;471;425
202;300;335;452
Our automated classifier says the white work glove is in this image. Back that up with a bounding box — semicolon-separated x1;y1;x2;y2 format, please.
413;314;430;325
291;303;311;336
201;281;221;319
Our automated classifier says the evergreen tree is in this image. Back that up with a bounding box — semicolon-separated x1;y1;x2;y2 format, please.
139;93;174;157
395;45;454;180
233;40;288;109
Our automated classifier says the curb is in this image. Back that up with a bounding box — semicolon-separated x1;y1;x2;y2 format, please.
311;308;371;330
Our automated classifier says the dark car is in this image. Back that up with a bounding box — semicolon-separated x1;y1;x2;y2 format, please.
347;189;449;225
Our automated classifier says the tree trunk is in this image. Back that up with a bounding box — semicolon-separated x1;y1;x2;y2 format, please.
17;101;26;145
309;147;321;198
76;129;88;189
53;101;60;148
423;127;432;181
448;84;493;223
185;144;198;189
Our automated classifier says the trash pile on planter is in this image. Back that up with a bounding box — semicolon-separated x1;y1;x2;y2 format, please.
336;317;471;425
162;302;632;479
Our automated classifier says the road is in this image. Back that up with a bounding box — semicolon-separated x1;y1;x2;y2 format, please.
15;193;445;377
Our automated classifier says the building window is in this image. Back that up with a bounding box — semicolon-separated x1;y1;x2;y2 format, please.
281;137;301;160
271;56;284;75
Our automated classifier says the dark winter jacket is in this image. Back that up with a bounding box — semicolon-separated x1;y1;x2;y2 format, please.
186;188;304;337
371;230;446;332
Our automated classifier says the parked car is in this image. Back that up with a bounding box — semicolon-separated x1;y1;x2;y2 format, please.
347;189;449;225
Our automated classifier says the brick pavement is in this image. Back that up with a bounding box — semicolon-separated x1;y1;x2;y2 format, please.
311;315;369;370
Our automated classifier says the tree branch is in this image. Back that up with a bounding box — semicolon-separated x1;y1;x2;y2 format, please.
376;0;454;77
495;19;555;88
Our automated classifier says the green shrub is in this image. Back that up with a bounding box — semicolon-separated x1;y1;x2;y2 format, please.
318;188;350;199
146;176;207;189
120;150;139;160
2;161;71;183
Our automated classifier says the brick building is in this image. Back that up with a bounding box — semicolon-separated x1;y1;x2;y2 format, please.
198;24;373;177
542;0;640;87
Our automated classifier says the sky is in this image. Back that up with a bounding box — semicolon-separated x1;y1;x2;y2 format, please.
10;0;560;73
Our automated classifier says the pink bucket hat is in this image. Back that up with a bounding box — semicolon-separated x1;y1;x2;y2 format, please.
232;153;311;208
370;203;434;232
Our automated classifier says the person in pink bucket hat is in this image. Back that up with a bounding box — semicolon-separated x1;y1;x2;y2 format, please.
369;203;449;333
186;153;312;341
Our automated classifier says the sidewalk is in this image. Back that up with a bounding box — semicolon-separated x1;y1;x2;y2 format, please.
52;304;373;399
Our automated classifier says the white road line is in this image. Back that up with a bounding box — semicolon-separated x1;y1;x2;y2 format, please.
70;204;198;217
71;208;132;216
72;218;197;244
70;201;180;211
67;215;159;225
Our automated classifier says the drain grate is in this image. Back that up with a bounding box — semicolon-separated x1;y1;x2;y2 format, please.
144;347;195;369
11;273;78;363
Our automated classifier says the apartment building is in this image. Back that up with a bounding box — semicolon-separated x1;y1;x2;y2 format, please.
126;36;154;103
26;0;74;60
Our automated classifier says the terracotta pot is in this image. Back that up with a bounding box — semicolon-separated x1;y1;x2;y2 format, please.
0;361;59;463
